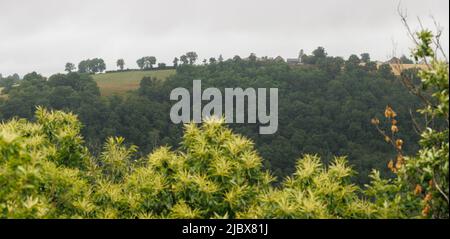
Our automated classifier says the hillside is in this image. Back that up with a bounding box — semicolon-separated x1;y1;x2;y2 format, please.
92;69;176;96
0;87;7;99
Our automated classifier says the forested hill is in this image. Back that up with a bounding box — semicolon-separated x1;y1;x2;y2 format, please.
0;51;423;183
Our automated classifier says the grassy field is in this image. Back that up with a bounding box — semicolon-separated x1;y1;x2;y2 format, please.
92;69;176;96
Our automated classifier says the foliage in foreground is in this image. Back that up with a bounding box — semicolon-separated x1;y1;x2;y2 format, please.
0;106;445;219
0;108;368;218
369;29;449;219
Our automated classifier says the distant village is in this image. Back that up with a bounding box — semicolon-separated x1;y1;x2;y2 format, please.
257;52;427;76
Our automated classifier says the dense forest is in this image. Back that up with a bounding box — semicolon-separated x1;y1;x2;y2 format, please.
0;48;422;184
0;28;448;218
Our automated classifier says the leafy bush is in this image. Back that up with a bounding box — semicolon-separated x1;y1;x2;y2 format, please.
0;109;376;218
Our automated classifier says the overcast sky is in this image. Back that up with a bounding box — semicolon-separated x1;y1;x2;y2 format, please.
0;0;448;76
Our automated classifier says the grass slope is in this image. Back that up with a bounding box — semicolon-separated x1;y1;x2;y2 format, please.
93;69;175;96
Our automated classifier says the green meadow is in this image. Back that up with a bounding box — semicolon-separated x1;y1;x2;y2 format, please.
92;69;175;96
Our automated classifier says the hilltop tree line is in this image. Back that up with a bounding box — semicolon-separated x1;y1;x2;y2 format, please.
0;29;447;218
60;51;200;74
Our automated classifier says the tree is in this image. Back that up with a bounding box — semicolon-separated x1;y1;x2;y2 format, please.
345;54;361;71
401;30;448;218
11;73;20;81
158;63;166;69
148;56;157;69
365;61;378;71
117;59;125;71
137;58;145;70
78;59;106;73
90;58;106;73
0;109;381;218
369;22;449;218
348;54;361;64
218;54;224;63
248;53;257;62
379;64;393;78
180;55;188;65
360;53;371;64
209;57;217;64
0;75;18;94
312;47;327;58
300;47;328;65
23;72;45;81
317;56;344;76
186;52;198;65
137;56;157;70
78;60;90;73
65;62;76;73
400;55;414;64
173;57;179;68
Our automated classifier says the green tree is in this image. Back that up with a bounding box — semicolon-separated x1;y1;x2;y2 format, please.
78;60;90;73
248;53;257;62
399;30;448;218
0;75;18;94
78;59;106;73
90;58;106;73
347;54;361;65
147;56;157;69
0;110;378;218
400;55;414;64
116;59;125;71
312;47;327;58
65;62;76;73
136;58;145;69
370;27;449;218
180;55;188;65
345;54;361;71
137;57;156;70
360;53;371;64
186;52;198;65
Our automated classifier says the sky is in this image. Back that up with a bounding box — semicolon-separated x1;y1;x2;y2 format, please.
0;0;448;77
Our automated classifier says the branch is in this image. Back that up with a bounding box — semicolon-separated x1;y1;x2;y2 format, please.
433;175;450;205
409;109;423;135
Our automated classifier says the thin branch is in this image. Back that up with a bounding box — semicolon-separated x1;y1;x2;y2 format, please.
433;175;450;205
409;109;423;135
431;16;449;64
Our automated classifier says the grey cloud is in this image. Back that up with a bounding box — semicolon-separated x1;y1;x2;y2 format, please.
0;0;448;76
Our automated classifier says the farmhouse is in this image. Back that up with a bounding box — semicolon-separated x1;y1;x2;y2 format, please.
286;58;301;65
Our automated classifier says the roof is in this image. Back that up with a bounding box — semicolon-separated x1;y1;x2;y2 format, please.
286;58;300;62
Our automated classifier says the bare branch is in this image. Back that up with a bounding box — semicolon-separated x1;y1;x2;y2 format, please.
409;109;423;135
431;16;449;64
